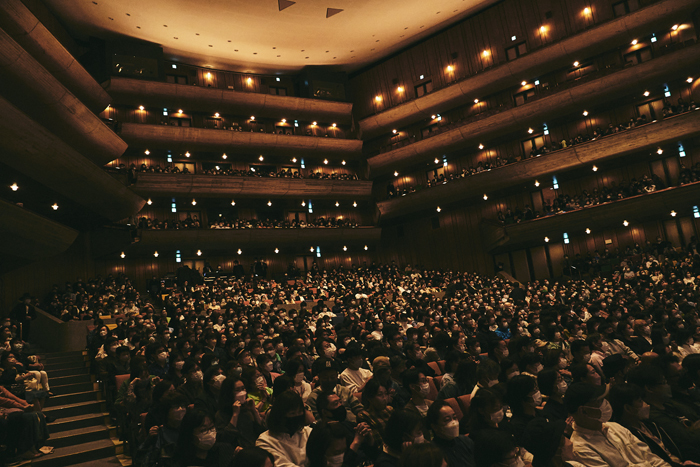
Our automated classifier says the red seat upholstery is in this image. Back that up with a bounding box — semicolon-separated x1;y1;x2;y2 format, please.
427;377;439;401
427;361;442;376
445;398;463;421
433;375;443;390
457;394;472;413
437;360;446;373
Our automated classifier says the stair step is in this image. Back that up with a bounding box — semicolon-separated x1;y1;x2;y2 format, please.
38;350;86;359
41;354;89;364
51;382;98;396
48;425;114;449
60;457;125;467
31;438;121;467
43;400;105;419
48;366;90;378
47;390;101;407
48;413;110;433
50;374;93;386
43;359;89;371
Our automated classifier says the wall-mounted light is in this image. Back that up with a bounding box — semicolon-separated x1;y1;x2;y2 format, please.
394;171;399;177
191;199;197;206
343;246;347;251
332;123;337;128
335;201;340;207
474;98;479;104
479;144;484;150
375;95;382;102
657;148;664;155
237;249;242;255
586;228;591;234
259;155;264;161
250;116;255;121
178;109;183;114
231;200;236;206
436;206;441;212
672;24;679;31
139;105;145;110
573;61;580;67
214;112;220;117
310;246;315;252
483;194;488;200
392;129;397;134
671;210;677;217
341;160;346;165
281;118;286;123
197;250;202;256
643;90;650;97
292;157;297;163
153;251;159;257
583;7;591;14
623;220;629;227
323;159;329;164
687;77;694;83
246;77;252;84
353;201;357;207
582;110;588;116
51;203;59;210
631;39;638;45
397;86;404;92
539;25;546;33
274;248;279;254
312;121;317;126
147;198;152;205
185;151;191;157
534;180;540;187
120;252;126;259
446;65;454;72
364;245;368;250
592;165;598;172
544;237;550;242
521;80;527;86
528;128;534;134
10;183;18;191
144;149;150;155
301;201;306;206
267;200;272;206
222;153;227;159
434;158;440;164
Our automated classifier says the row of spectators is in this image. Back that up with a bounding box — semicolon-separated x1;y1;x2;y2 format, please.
133;164;359;181
386;101;697;200
136;216;360;230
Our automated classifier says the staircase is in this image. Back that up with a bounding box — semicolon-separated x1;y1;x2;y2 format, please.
30;350;130;467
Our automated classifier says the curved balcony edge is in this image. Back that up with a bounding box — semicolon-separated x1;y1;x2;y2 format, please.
130;173;374;199
106;77;354;124
367;43;700;177
358;0;698;139
377;111;700;222
0;96;145;222
481;182;700;254
119;123;364;158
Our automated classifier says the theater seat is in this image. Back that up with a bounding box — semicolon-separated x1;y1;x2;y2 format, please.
444;398;463;421
437;360;446;373
433;375;443;390
353;392;362;402
427;361;442;376
271;372;281;381
114;374;130;392
427;377;438;401
457;394;472;413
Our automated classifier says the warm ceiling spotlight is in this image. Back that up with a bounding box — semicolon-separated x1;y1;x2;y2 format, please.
231;200;236;206
341;160;346;165
585;228;591;234
521;80;527;86
483;194;488;200
583;7;591;14
544;237;550;243
474;98;479;104
671;210;677;217
139;105;145;110
479;144;484;150
582;110;588;116
310;246;315;252
120;252;126;259
206;72;212;79
51;203;59;210
324;159;329;164
335;201;340;207
364;245;368;251
185;151;191;157
343;246;348;251
353;201;357;207
197;250;202;256
267;200;272;206
375;95;382;102
657;148;664;155
246;77;252;84
178;109;183;114
10;183;18;191
534;180;540;187
281;118;286;123
147;198;152;205
144;149;150;155
623;220;629;227
573;61;580;67
312;121;317;126
397;86;404;93
394;171;399;177
482;50;490;57
250;116;255;120
688;77;694;83
259;155;264;161
446;65;454;72
434;158;440;164
214;112;220;117
301;201;306;206
631;39;638;45
153;251;159;257
672;24;679;31
222;153;227;159
643;90;650;97
540;25;546;33
292;157;297;163
528;128;534;134
237;249;242;255
332;123;337;128
274;248;279;254
592;165;598;172
436;206;441;212
191;199;197;206
392;129;397;134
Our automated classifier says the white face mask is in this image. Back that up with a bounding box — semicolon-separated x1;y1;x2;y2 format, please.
413;433;425;444
531;391;543;406
196;429;217;450
327;453;344;467
419;382;430;398
255;376;266;390
191;370;203;382
265;362;274;372
586;399;612;423
325;347;335;359
440;419;460;439
267;350;276;358
212;374;226;389
174;361;184;370
490;408;504;424
558;358;568;369
235;390;247;403
557;381;568;395
487;379;499;387
583;353;592;362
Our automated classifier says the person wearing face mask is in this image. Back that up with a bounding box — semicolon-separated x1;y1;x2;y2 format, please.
308;359;364;424
241;365;273;416
215;376;265;448
373;410;424;467
405;343;436;378
136;392;188;465
257;354;276;389
489;339;510;365
286;360;312;403
628;364;700;463
521;417;582;467
609;383;696;467
177;409;236;467
147;343;170;379
427;401;476;467
463;388;506;438
598;322;640;364
403;369;433;435
471;429;523;467
177;361;204;406
263;339;284;374
256;390;313;467
505;375;543;445
471;359;501;397
195;366;226;419
339;347;372;394
538;369;569;422
306;420;372;467
565;382;671;467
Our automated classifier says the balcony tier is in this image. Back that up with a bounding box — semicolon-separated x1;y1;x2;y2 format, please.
358;0;698;140
367;42;700;177
0;96;145;222
119;123;364;158
377;111;700;222
106;77;353;124
481;182;700;254
130;173;373;199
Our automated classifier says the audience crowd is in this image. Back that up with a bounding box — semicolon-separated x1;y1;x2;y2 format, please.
136;216;359;231
133;164;359;181
3;234;700;467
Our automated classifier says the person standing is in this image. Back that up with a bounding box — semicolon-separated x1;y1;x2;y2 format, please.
11;293;36;342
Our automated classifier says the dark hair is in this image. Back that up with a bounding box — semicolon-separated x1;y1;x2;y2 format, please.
626;364;666;390
570;362;591;383
267;389;305;435
608;383;642;423
537;368;559;397
683;354;700;381
383;410;423;452
425;400;451;433
176;409;211;462
506;375;537;415
153;392;188;426
464;388;501;434
472;428;516;467
233;447;274;467
306;423;351;467
402;368;423;390
398;443;445;467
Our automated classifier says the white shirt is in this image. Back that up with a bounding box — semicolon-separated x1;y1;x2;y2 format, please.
256;426;313;467
293;381;312;403
570;422;671;467
340;367;373;394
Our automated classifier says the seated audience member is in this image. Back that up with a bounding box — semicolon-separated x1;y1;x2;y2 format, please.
520;417;579;467
402;369;433;419
471;429;522;467
339;346;372;394
232;446;274;467
398;443;446;467
308;358;363;423
462;388;505;437
470;359;500;397
427;400;476;467
376;409;425;467
356;378;394;460
564;381;671;466
505;374;542;444
306;419;371;467
175;408;236;467
286;359;313;403
215;375;265;448
256;390;313;467
538;368;569;422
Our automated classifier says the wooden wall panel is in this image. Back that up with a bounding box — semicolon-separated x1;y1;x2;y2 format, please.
512;250;531;282
530;245;550;279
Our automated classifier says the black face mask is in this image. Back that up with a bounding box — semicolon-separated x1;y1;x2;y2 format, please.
284;414;306;435
326;405;347;422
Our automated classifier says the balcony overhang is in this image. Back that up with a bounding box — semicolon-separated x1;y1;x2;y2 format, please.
119;123;363;158
358;0;699;140
106;77;354;125
367;43;700;177
377;111;700;222
481;182;700;254
130;173;373;199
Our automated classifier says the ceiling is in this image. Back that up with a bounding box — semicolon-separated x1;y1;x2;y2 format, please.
43;0;499;74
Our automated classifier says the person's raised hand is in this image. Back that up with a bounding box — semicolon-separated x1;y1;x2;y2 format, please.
148;425;161;437
232;400;242;415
